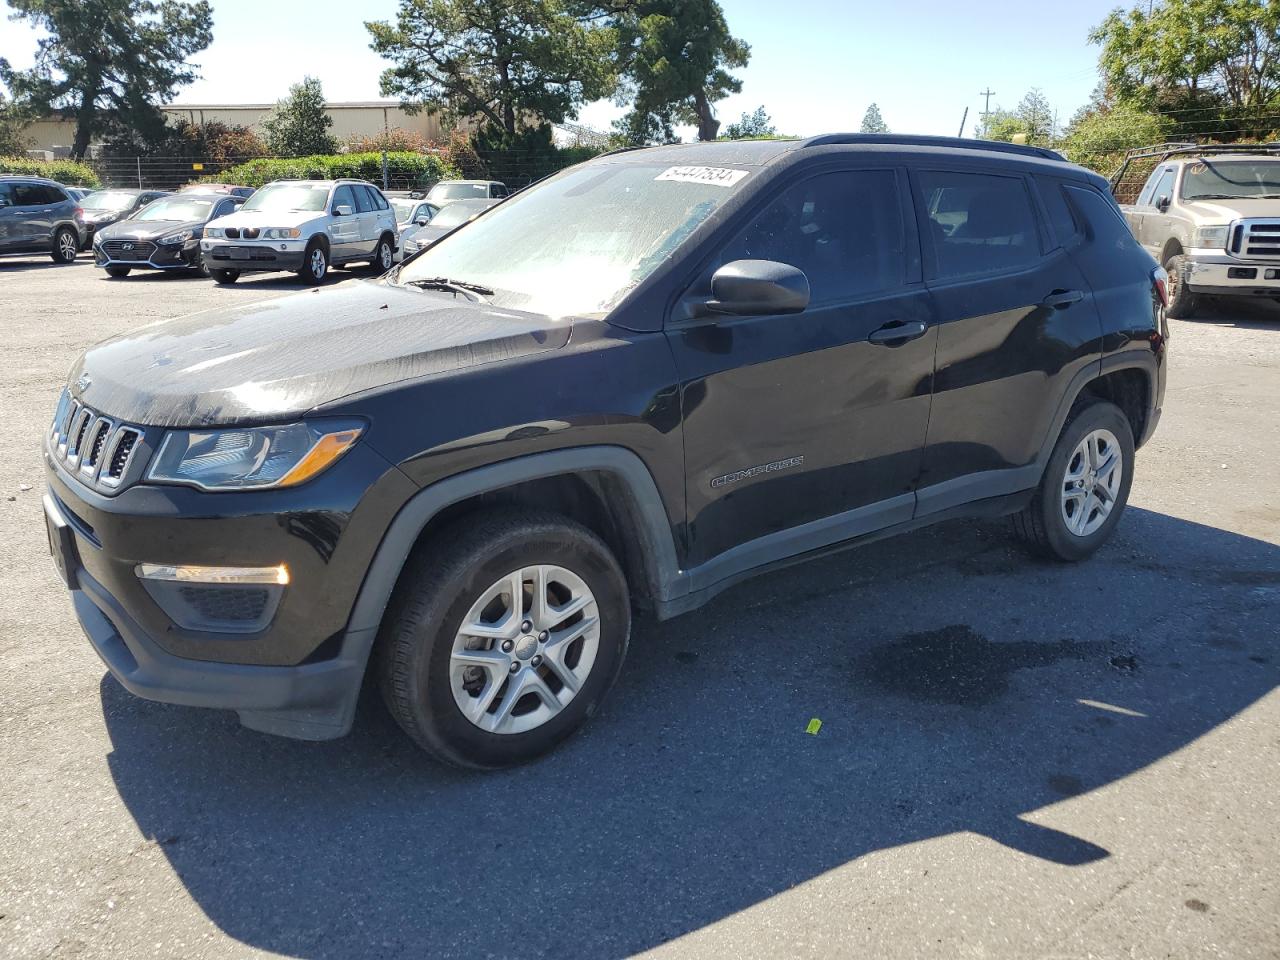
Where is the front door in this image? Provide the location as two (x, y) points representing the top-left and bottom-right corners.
(1137, 165), (1176, 256)
(668, 166), (937, 572)
(910, 166), (1104, 514)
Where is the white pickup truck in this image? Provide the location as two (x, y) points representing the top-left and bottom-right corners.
(1112, 144), (1280, 317)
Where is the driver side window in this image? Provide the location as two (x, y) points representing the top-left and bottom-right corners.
(1146, 169), (1175, 208)
(714, 169), (906, 304)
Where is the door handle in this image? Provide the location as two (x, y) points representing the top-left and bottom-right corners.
(868, 320), (929, 344)
(1042, 289), (1085, 309)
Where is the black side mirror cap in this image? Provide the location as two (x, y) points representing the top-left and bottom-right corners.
(1156, 195), (1171, 212)
(700, 259), (810, 317)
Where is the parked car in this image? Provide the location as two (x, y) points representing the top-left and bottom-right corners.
(399, 197), (497, 257)
(388, 195), (441, 262)
(201, 178), (398, 284)
(177, 183), (255, 198)
(43, 135), (1167, 768)
(93, 193), (246, 278)
(76, 188), (170, 249)
(1112, 143), (1280, 317)
(64, 186), (92, 202)
(0, 175), (82, 263)
(425, 179), (509, 205)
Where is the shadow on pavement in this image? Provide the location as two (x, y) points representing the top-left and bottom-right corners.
(99, 506), (1279, 958)
(1191, 295), (1280, 329)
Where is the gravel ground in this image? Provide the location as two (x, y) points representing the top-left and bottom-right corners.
(0, 253), (1277, 960)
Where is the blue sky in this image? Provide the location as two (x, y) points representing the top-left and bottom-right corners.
(1, 0), (1120, 137)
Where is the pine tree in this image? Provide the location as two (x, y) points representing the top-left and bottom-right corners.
(860, 103), (889, 134)
(261, 77), (338, 157)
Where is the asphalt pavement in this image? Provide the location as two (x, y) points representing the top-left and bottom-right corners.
(0, 253), (1277, 959)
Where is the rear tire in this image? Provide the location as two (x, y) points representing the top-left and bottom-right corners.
(210, 268), (240, 284)
(376, 509), (631, 769)
(104, 266), (131, 278)
(297, 241), (328, 284)
(1013, 400), (1134, 562)
(1164, 253), (1200, 319)
(51, 227), (79, 264)
(368, 235), (394, 273)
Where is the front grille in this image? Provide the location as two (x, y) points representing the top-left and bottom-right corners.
(1229, 219), (1280, 260)
(178, 585), (271, 623)
(101, 239), (157, 261)
(224, 227), (240, 239)
(47, 390), (146, 492)
(242, 227), (260, 239)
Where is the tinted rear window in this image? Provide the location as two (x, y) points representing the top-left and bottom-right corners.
(919, 170), (1040, 279)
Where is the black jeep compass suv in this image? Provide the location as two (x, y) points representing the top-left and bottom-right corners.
(43, 135), (1168, 768)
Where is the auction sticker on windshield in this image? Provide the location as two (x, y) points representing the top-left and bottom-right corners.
(655, 166), (749, 187)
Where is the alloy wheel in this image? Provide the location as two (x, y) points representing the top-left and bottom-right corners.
(58, 231), (78, 261)
(311, 248), (327, 279)
(379, 242), (392, 270)
(449, 564), (600, 735)
(1060, 428), (1123, 537)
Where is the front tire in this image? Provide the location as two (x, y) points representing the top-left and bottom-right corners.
(51, 227), (79, 264)
(104, 266), (131, 278)
(1164, 253), (1200, 319)
(377, 510), (631, 769)
(210, 268), (239, 284)
(297, 241), (328, 284)
(1013, 400), (1135, 561)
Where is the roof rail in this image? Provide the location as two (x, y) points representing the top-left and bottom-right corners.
(1108, 141), (1280, 190)
(803, 133), (1065, 162)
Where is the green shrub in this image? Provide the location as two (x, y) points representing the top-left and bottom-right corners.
(207, 151), (460, 189)
(0, 156), (101, 187)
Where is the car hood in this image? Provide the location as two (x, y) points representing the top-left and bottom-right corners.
(69, 280), (573, 428)
(208, 208), (326, 230)
(410, 224), (455, 247)
(1181, 197), (1280, 221)
(97, 218), (205, 241)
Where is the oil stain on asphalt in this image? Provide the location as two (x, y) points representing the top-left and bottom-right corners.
(857, 624), (1106, 706)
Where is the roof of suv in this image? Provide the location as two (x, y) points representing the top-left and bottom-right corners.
(0, 174), (65, 185)
(268, 178), (381, 188)
(602, 134), (1067, 167)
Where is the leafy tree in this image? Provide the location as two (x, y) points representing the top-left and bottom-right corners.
(104, 118), (267, 162)
(1062, 101), (1171, 175)
(366, 0), (618, 142)
(610, 0), (750, 143)
(859, 103), (889, 133)
(0, 92), (32, 156)
(976, 108), (1024, 142)
(261, 77), (338, 156)
(1, 0), (213, 159)
(1091, 0), (1280, 138)
(977, 89), (1055, 145)
(723, 106), (775, 139)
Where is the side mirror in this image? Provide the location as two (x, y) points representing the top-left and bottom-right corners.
(334, 204), (353, 217)
(414, 216), (430, 226)
(1156, 194), (1171, 212)
(701, 259), (810, 317)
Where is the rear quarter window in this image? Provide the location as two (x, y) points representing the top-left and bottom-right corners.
(1037, 177), (1082, 249)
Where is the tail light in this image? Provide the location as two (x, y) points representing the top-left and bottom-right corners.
(74, 206), (84, 221)
(1151, 265), (1169, 308)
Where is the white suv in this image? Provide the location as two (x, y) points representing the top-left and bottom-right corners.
(201, 179), (398, 284)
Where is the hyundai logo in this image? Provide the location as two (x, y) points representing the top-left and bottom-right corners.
(121, 242), (134, 251)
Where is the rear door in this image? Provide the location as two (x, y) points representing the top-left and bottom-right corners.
(668, 164), (937, 570)
(911, 166), (1103, 515)
(351, 185), (380, 255)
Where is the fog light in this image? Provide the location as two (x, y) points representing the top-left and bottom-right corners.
(135, 563), (289, 585)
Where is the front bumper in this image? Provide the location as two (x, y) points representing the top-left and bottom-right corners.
(1184, 250), (1280, 295)
(43, 438), (417, 740)
(94, 239), (201, 271)
(202, 240), (307, 272)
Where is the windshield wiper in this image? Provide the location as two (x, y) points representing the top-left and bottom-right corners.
(1185, 194), (1240, 200)
(403, 277), (494, 302)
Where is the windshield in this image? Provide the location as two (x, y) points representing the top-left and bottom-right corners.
(390, 199), (419, 222)
(428, 182), (491, 202)
(240, 183), (330, 213)
(133, 197), (214, 222)
(1182, 160), (1280, 200)
(82, 190), (138, 211)
(430, 201), (489, 229)
(398, 163), (747, 318)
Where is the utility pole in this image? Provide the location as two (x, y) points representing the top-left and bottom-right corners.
(958, 106), (969, 138)
(978, 88), (996, 136)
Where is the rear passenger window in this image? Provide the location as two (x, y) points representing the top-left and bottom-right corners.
(11, 183), (43, 206)
(369, 187), (389, 210)
(352, 186), (375, 213)
(1037, 178), (1080, 249)
(918, 170), (1040, 280)
(716, 169), (906, 303)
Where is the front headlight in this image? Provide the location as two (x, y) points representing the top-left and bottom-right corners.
(147, 420), (364, 491)
(158, 229), (193, 245)
(205, 227), (223, 239)
(264, 228), (301, 240)
(1194, 225), (1230, 248)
